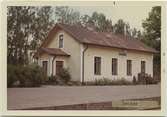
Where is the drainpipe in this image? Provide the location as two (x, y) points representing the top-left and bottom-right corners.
(52, 56), (56, 76)
(82, 44), (88, 85)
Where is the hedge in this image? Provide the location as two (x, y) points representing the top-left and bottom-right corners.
(7, 64), (47, 87)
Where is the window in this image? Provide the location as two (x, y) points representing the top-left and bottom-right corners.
(127, 60), (132, 76)
(94, 57), (101, 75)
(59, 34), (63, 48)
(42, 61), (48, 75)
(141, 61), (146, 73)
(112, 58), (118, 75)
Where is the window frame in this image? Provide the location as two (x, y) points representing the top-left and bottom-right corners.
(112, 58), (118, 75)
(127, 60), (132, 76)
(58, 34), (64, 48)
(141, 61), (146, 73)
(94, 56), (101, 75)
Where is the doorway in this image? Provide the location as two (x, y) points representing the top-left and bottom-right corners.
(56, 61), (64, 75)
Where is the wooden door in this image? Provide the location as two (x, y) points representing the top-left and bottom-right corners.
(56, 61), (64, 75)
(42, 61), (48, 75)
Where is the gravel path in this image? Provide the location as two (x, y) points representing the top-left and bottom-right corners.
(7, 84), (160, 110)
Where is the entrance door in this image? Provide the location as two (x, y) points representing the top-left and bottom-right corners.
(42, 61), (48, 75)
(56, 61), (64, 75)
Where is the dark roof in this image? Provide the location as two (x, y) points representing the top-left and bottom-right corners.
(41, 23), (157, 53)
(37, 48), (70, 57)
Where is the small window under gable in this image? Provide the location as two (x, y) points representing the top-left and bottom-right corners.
(59, 34), (64, 48)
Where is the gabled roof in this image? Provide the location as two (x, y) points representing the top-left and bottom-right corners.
(41, 23), (158, 53)
(37, 48), (70, 57)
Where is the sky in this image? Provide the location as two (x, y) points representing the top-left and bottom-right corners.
(71, 6), (153, 31)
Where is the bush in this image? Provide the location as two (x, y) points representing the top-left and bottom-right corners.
(47, 75), (58, 83)
(7, 64), (47, 87)
(110, 78), (132, 85)
(94, 78), (112, 85)
(7, 64), (19, 87)
(57, 68), (71, 83)
(137, 72), (158, 84)
(133, 76), (137, 85)
(93, 78), (132, 86)
(45, 68), (71, 85)
(67, 81), (82, 86)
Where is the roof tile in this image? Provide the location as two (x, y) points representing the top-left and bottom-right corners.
(42, 23), (158, 53)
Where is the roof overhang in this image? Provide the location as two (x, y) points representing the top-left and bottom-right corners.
(34, 47), (70, 58)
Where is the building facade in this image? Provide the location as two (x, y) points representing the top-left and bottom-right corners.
(35, 23), (157, 82)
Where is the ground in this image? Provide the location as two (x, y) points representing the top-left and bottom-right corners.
(7, 84), (160, 110)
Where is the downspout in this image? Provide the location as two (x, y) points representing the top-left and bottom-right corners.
(82, 44), (88, 85)
(52, 56), (56, 76)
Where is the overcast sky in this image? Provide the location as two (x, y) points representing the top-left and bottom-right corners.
(72, 6), (153, 31)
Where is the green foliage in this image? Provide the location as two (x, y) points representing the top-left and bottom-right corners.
(142, 6), (161, 49)
(55, 6), (81, 25)
(94, 78), (132, 86)
(111, 78), (133, 85)
(137, 72), (158, 84)
(113, 19), (125, 35)
(113, 19), (141, 38)
(7, 64), (47, 87)
(80, 12), (113, 32)
(142, 6), (161, 79)
(47, 75), (58, 83)
(57, 68), (71, 83)
(7, 6), (54, 65)
(94, 78), (112, 85)
(133, 76), (137, 85)
(45, 68), (71, 85)
(142, 6), (161, 51)
(7, 64), (19, 87)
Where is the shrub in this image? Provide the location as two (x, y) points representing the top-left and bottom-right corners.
(68, 81), (82, 86)
(145, 75), (158, 84)
(111, 78), (132, 85)
(47, 75), (57, 83)
(133, 76), (137, 85)
(7, 64), (19, 87)
(95, 78), (112, 85)
(57, 68), (71, 83)
(7, 64), (47, 87)
(137, 72), (158, 84)
(94, 78), (132, 86)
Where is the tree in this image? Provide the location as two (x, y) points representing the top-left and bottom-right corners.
(80, 12), (113, 32)
(7, 6), (36, 65)
(124, 23), (131, 36)
(113, 19), (126, 35)
(7, 6), (54, 65)
(113, 19), (142, 39)
(31, 6), (54, 50)
(142, 6), (161, 79)
(54, 6), (81, 25)
(131, 28), (138, 38)
(136, 30), (142, 39)
(142, 6), (161, 51)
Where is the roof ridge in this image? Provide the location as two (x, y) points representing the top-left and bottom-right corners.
(40, 23), (157, 53)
